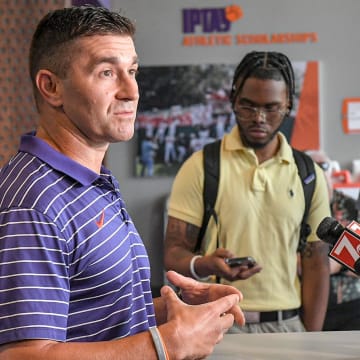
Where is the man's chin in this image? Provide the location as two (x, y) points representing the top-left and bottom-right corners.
(113, 127), (135, 143)
(241, 136), (268, 149)
(248, 140), (268, 149)
(241, 132), (277, 149)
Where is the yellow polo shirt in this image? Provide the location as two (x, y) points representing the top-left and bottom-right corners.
(168, 125), (330, 311)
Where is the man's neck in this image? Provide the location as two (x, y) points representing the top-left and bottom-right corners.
(36, 121), (107, 174)
(254, 134), (281, 164)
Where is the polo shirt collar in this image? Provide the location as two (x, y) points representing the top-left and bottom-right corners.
(19, 132), (108, 186)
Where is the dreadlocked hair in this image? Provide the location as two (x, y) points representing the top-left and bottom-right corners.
(230, 51), (295, 111)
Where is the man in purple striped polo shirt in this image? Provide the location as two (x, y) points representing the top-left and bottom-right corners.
(0, 5), (245, 360)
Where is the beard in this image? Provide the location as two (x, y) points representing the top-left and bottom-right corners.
(237, 120), (283, 149)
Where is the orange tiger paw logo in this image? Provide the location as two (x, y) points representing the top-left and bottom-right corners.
(225, 4), (243, 22)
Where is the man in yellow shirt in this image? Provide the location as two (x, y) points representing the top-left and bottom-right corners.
(164, 51), (330, 333)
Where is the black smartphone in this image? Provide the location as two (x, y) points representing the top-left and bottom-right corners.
(225, 256), (256, 268)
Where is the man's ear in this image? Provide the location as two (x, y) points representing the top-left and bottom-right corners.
(35, 70), (63, 107)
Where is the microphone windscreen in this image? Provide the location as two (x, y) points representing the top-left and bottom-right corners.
(316, 217), (337, 239)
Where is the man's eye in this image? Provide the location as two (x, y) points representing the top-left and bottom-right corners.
(103, 70), (113, 77)
(265, 105), (281, 112)
(130, 69), (139, 77)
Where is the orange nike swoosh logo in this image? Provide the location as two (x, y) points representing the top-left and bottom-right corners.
(96, 210), (105, 228)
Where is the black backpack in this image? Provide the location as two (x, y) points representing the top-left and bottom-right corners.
(195, 139), (316, 253)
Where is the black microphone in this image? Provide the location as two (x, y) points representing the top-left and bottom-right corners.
(316, 216), (360, 275)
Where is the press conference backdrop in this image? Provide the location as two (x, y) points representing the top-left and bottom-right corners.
(0, 0), (64, 166)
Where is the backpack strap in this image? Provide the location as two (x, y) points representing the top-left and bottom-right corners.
(195, 140), (221, 252)
(292, 148), (316, 253)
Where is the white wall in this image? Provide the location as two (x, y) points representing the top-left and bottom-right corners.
(107, 0), (360, 287)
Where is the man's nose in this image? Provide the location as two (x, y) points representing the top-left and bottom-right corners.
(255, 108), (267, 121)
(115, 75), (139, 101)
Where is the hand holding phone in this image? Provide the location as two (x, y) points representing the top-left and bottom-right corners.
(225, 256), (256, 268)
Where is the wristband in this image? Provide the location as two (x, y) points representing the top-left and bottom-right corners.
(157, 327), (170, 360)
(149, 326), (168, 360)
(189, 255), (211, 281)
